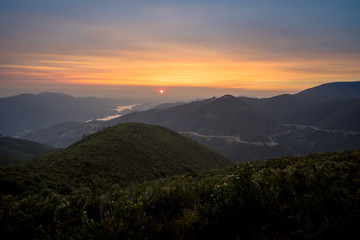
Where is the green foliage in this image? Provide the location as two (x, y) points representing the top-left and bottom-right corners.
(1, 149), (359, 239)
(24, 123), (232, 192)
(0, 136), (54, 163)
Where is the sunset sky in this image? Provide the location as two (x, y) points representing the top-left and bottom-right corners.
(1, 0), (359, 99)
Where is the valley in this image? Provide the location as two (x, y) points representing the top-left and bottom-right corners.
(89, 104), (139, 122)
(7, 81), (357, 163)
(180, 131), (283, 146)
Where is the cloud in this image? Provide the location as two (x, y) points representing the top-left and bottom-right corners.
(0, 0), (359, 96)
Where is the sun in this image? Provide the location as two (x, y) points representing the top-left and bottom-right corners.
(159, 89), (165, 94)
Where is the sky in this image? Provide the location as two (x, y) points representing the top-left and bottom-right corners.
(1, 0), (360, 100)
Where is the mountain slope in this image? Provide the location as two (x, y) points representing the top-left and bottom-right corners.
(0, 135), (54, 163)
(282, 99), (360, 131)
(23, 121), (101, 148)
(294, 81), (360, 104)
(109, 95), (286, 141)
(29, 122), (233, 189)
(0, 92), (120, 136)
(240, 94), (308, 119)
(240, 81), (360, 121)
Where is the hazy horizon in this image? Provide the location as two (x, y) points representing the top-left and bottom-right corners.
(0, 84), (301, 100)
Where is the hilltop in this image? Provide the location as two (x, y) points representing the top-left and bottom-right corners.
(23, 122), (232, 191)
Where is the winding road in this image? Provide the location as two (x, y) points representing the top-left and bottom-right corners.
(180, 124), (360, 147)
(179, 131), (289, 147)
(284, 124), (360, 136)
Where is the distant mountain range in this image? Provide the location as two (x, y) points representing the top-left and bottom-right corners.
(6, 81), (360, 163)
(241, 81), (360, 130)
(22, 121), (101, 148)
(0, 92), (123, 136)
(108, 95), (286, 142)
(295, 81), (360, 104)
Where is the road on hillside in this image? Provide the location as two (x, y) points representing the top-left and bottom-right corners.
(180, 131), (288, 147)
(284, 124), (360, 135)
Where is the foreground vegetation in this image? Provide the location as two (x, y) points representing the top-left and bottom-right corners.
(1, 150), (359, 239)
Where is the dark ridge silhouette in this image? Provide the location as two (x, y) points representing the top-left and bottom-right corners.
(295, 81), (360, 104)
(0, 92), (120, 136)
(109, 95), (286, 142)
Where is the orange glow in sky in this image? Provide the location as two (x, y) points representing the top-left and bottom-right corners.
(1, 51), (358, 94)
(1, 1), (359, 98)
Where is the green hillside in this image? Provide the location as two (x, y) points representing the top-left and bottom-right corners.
(0, 135), (54, 164)
(1, 150), (359, 239)
(25, 122), (233, 191)
(0, 155), (21, 166)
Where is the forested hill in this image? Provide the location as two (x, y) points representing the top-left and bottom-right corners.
(18, 122), (233, 191)
(0, 135), (54, 163)
(1, 149), (359, 239)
